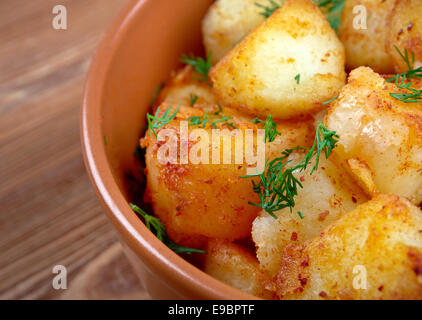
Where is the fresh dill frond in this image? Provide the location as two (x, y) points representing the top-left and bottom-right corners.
(130, 204), (206, 255)
(181, 53), (212, 82)
(322, 94), (339, 105)
(251, 117), (263, 124)
(147, 104), (180, 138)
(264, 115), (281, 143)
(387, 46), (422, 103)
(187, 109), (237, 129)
(313, 0), (346, 32)
(189, 94), (198, 106)
(255, 0), (283, 18)
(295, 73), (300, 84)
(241, 123), (339, 219)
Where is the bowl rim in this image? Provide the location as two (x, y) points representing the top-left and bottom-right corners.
(81, 0), (259, 300)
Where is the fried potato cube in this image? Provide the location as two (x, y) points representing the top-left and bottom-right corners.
(155, 66), (218, 108)
(387, 0), (422, 73)
(202, 0), (266, 65)
(275, 194), (422, 300)
(252, 154), (368, 276)
(204, 239), (275, 299)
(210, 0), (346, 120)
(143, 104), (313, 246)
(325, 67), (422, 205)
(339, 0), (395, 73)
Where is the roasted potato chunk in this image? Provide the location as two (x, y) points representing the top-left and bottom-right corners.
(275, 194), (422, 300)
(210, 0), (346, 120)
(339, 0), (395, 73)
(252, 153), (368, 276)
(142, 104), (313, 246)
(202, 0), (266, 65)
(325, 67), (422, 205)
(204, 239), (275, 299)
(387, 0), (422, 73)
(155, 66), (217, 108)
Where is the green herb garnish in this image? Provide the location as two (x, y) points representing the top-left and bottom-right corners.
(242, 123), (338, 219)
(295, 73), (300, 84)
(181, 53), (212, 83)
(255, 0), (283, 18)
(322, 94), (339, 105)
(147, 104), (180, 138)
(313, 0), (346, 32)
(189, 94), (198, 106)
(187, 110), (237, 129)
(130, 204), (206, 254)
(387, 46), (422, 103)
(264, 115), (281, 143)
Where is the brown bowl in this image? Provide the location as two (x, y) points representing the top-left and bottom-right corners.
(81, 0), (257, 299)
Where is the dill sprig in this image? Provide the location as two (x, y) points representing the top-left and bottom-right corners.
(255, 0), (283, 18)
(189, 94), (198, 106)
(252, 115), (281, 142)
(322, 94), (339, 105)
(181, 53), (212, 83)
(187, 109), (237, 129)
(387, 46), (422, 103)
(313, 0), (346, 32)
(242, 123), (338, 219)
(147, 104), (180, 138)
(130, 204), (206, 254)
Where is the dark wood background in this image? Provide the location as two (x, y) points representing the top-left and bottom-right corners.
(0, 0), (150, 299)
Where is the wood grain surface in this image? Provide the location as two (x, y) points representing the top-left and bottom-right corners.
(0, 0), (149, 299)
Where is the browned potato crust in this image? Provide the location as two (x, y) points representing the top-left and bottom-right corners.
(326, 67), (422, 205)
(387, 0), (422, 72)
(339, 0), (395, 73)
(275, 194), (422, 300)
(142, 104), (314, 247)
(252, 153), (368, 276)
(210, 0), (346, 120)
(204, 239), (275, 299)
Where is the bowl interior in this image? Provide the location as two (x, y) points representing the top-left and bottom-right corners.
(82, 0), (258, 299)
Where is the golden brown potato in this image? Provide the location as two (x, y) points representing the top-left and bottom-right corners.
(202, 0), (266, 65)
(339, 0), (395, 73)
(275, 194), (422, 300)
(142, 104), (314, 246)
(387, 0), (422, 73)
(210, 0), (346, 120)
(325, 67), (422, 205)
(252, 153), (368, 276)
(204, 239), (275, 299)
(155, 66), (217, 108)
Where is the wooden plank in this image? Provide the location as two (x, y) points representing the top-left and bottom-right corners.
(0, 0), (148, 299)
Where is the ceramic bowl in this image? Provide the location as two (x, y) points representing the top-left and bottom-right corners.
(81, 0), (257, 299)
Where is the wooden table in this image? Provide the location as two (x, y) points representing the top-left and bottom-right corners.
(0, 0), (149, 299)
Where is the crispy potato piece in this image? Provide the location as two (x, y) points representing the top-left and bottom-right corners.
(275, 194), (422, 300)
(142, 104), (313, 246)
(210, 0), (346, 120)
(252, 153), (368, 276)
(156, 66), (217, 108)
(325, 67), (422, 205)
(339, 0), (395, 73)
(387, 0), (422, 73)
(204, 239), (275, 299)
(202, 0), (266, 65)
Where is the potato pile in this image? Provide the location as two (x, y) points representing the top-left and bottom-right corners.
(140, 0), (422, 299)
